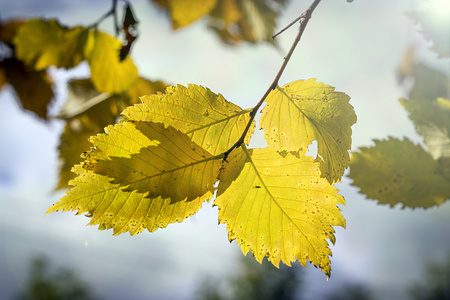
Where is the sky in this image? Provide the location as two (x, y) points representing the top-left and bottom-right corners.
(0, 0), (449, 299)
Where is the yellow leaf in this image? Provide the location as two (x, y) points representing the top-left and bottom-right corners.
(209, 0), (241, 25)
(240, 0), (276, 42)
(48, 121), (220, 234)
(13, 19), (91, 70)
(215, 146), (345, 277)
(349, 137), (449, 208)
(47, 164), (210, 235)
(207, 0), (287, 44)
(122, 84), (253, 155)
(168, 0), (217, 28)
(260, 79), (356, 183)
(86, 121), (222, 202)
(88, 29), (138, 94)
(56, 77), (167, 190)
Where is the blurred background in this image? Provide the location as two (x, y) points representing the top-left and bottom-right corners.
(0, 0), (449, 299)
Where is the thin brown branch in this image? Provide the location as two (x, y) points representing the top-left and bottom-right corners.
(272, 15), (303, 40)
(223, 0), (322, 158)
(90, 0), (119, 35)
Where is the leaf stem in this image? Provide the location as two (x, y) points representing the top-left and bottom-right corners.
(223, 0), (321, 159)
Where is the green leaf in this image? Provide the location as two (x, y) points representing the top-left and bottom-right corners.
(398, 64), (449, 159)
(400, 97), (450, 159)
(122, 84), (254, 155)
(13, 19), (91, 69)
(86, 121), (222, 202)
(88, 29), (138, 94)
(215, 146), (345, 277)
(260, 79), (356, 183)
(348, 137), (449, 208)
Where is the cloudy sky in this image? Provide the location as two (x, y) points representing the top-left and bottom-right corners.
(0, 0), (449, 299)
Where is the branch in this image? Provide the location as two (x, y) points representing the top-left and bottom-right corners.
(90, 0), (120, 35)
(223, 0), (322, 158)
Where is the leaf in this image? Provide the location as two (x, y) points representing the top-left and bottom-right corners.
(260, 79), (356, 184)
(120, 2), (139, 61)
(56, 77), (167, 190)
(0, 57), (53, 119)
(400, 97), (450, 159)
(13, 19), (91, 69)
(168, 0), (218, 28)
(122, 84), (254, 155)
(47, 164), (210, 235)
(215, 146), (345, 277)
(48, 121), (220, 234)
(209, 0), (241, 25)
(348, 137), (449, 209)
(208, 0), (287, 44)
(406, 64), (448, 103)
(85, 121), (222, 202)
(398, 64), (449, 159)
(0, 19), (24, 47)
(12, 18), (138, 93)
(88, 29), (138, 94)
(239, 0), (277, 42)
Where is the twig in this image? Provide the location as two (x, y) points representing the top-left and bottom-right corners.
(223, 0), (321, 158)
(90, 0), (120, 35)
(272, 15), (303, 40)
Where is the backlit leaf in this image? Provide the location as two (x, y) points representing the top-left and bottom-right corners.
(239, 0), (277, 42)
(209, 0), (241, 25)
(88, 29), (138, 94)
(398, 64), (449, 159)
(122, 84), (254, 155)
(56, 77), (167, 189)
(86, 121), (222, 202)
(349, 138), (449, 208)
(48, 121), (220, 234)
(13, 19), (91, 70)
(168, 0), (217, 28)
(47, 164), (210, 235)
(215, 146), (345, 277)
(208, 0), (287, 44)
(260, 79), (356, 183)
(400, 97), (450, 159)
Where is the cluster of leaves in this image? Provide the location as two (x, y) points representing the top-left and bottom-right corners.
(348, 8), (450, 209)
(3, 0), (359, 277)
(0, 0), (290, 186)
(47, 79), (356, 277)
(0, 5), (168, 186)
